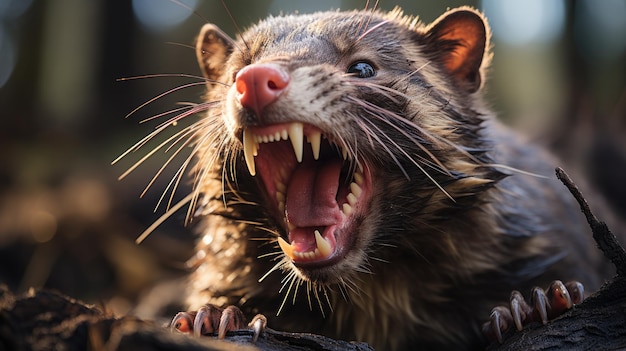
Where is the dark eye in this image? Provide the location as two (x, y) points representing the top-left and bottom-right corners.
(347, 62), (376, 78)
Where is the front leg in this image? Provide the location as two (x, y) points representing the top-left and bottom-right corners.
(171, 305), (267, 342)
(483, 280), (585, 343)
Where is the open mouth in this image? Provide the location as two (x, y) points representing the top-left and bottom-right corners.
(242, 122), (371, 268)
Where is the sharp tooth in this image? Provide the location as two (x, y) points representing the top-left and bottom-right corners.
(277, 237), (295, 259)
(315, 230), (332, 257)
(309, 131), (321, 160)
(243, 129), (257, 176)
(342, 203), (352, 216)
(350, 182), (362, 198)
(288, 122), (304, 163)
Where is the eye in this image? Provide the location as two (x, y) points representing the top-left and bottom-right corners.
(347, 61), (376, 78)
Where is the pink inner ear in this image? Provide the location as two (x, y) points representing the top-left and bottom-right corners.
(425, 9), (488, 91)
(440, 23), (483, 75)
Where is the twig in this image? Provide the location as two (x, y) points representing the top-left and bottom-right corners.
(555, 167), (626, 276)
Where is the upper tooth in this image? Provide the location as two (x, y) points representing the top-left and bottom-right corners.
(288, 122), (304, 163)
(354, 172), (364, 185)
(309, 131), (321, 160)
(243, 128), (257, 176)
(350, 182), (362, 197)
(347, 193), (357, 206)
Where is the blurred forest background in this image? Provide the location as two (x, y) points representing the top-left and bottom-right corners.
(0, 0), (624, 321)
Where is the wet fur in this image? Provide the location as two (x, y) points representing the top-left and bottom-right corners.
(147, 6), (612, 350)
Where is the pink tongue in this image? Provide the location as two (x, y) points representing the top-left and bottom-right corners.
(285, 159), (343, 227)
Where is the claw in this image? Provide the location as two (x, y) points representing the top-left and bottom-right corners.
(193, 305), (222, 336)
(483, 306), (512, 344)
(217, 305), (246, 339)
(171, 305), (268, 343)
(510, 290), (532, 331)
(530, 286), (549, 325)
(565, 281), (585, 305)
(171, 311), (195, 333)
(249, 314), (268, 343)
(483, 280), (585, 344)
(547, 280), (572, 318)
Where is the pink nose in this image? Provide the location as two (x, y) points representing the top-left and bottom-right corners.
(235, 63), (290, 119)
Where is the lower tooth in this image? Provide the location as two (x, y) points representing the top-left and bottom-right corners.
(277, 237), (295, 259)
(315, 230), (332, 257)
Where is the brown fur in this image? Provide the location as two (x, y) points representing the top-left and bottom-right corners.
(171, 6), (615, 350)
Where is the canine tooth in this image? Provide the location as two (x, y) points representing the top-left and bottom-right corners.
(354, 172), (364, 185)
(288, 122), (304, 163)
(243, 129), (257, 176)
(309, 131), (321, 160)
(350, 182), (362, 198)
(347, 193), (357, 206)
(315, 230), (332, 257)
(277, 237), (295, 259)
(342, 203), (353, 216)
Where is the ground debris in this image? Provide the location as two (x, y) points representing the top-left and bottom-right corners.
(0, 285), (372, 351)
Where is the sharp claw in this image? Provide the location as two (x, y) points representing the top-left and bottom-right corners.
(488, 306), (512, 344)
(171, 312), (195, 333)
(531, 287), (549, 325)
(510, 291), (524, 331)
(491, 309), (504, 344)
(565, 281), (585, 305)
(218, 305), (246, 339)
(193, 306), (210, 337)
(249, 314), (267, 343)
(217, 313), (228, 340)
(547, 280), (572, 317)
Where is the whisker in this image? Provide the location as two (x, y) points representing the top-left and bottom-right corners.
(124, 81), (208, 120)
(219, 0), (249, 52)
(167, 0), (210, 24)
(361, 116), (454, 201)
(135, 193), (194, 244)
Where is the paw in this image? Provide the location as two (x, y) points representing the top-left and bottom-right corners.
(170, 304), (267, 343)
(482, 280), (584, 343)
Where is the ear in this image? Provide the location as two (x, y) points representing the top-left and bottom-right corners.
(196, 24), (235, 84)
(422, 7), (489, 93)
